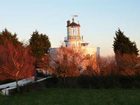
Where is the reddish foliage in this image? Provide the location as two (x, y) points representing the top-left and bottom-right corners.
(0, 40), (35, 81)
(53, 47), (82, 77)
(35, 54), (50, 72)
(52, 47), (97, 77)
(115, 54), (137, 76)
(97, 56), (116, 76)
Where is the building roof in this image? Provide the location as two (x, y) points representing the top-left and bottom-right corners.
(67, 18), (80, 27)
(67, 22), (80, 27)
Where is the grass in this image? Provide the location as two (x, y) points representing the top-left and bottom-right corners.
(0, 88), (140, 105)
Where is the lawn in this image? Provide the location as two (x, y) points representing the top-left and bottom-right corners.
(0, 88), (140, 105)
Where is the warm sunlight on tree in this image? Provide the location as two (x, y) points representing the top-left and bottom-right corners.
(113, 29), (139, 76)
(0, 29), (35, 81)
(50, 46), (97, 78)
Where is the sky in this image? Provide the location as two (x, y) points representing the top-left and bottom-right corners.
(0, 0), (140, 56)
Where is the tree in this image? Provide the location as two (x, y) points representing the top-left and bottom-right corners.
(113, 29), (139, 56)
(0, 29), (35, 81)
(29, 31), (51, 58)
(97, 56), (116, 76)
(50, 46), (97, 77)
(54, 47), (82, 78)
(113, 29), (139, 75)
(0, 29), (23, 47)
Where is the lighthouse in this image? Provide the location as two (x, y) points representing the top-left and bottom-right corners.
(49, 17), (100, 74)
(64, 17), (84, 47)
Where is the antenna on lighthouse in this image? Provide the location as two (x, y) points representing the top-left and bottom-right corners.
(72, 15), (78, 22)
(73, 15), (78, 18)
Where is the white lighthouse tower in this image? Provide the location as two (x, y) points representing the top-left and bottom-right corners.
(64, 17), (98, 56)
(64, 17), (85, 47)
